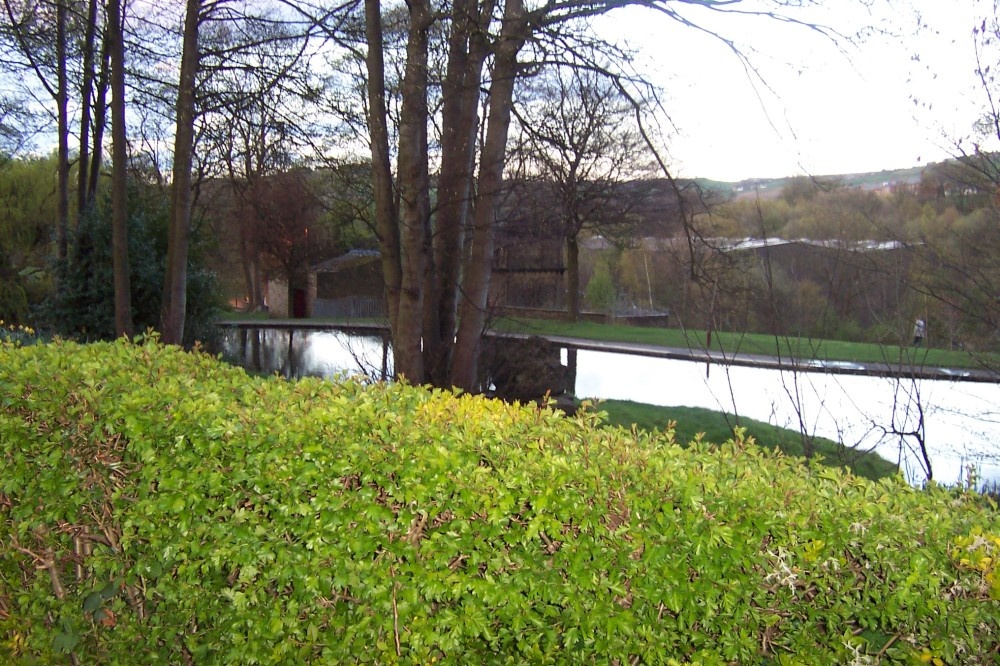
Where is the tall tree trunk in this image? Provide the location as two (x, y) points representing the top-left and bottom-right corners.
(239, 208), (262, 310)
(388, 0), (432, 383)
(161, 0), (200, 345)
(451, 0), (527, 390)
(566, 233), (580, 321)
(423, 0), (493, 386)
(77, 0), (99, 215)
(87, 31), (110, 204)
(364, 0), (403, 358)
(252, 262), (262, 310)
(286, 274), (297, 319)
(55, 0), (69, 266)
(109, 0), (132, 337)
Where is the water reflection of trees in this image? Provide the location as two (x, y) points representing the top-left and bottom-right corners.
(225, 329), (392, 382)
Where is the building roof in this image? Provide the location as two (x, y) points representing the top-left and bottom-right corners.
(711, 238), (909, 252)
(311, 248), (381, 273)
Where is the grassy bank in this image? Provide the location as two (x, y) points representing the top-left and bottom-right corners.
(493, 316), (997, 370)
(593, 399), (899, 482)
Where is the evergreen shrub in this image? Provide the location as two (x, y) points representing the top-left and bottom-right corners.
(1, 338), (998, 664)
(44, 182), (223, 347)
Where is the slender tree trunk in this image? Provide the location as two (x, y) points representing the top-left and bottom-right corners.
(239, 209), (262, 309)
(451, 0), (527, 390)
(388, 0), (432, 383)
(364, 0), (403, 356)
(77, 0), (99, 215)
(161, 0), (201, 345)
(566, 233), (580, 321)
(423, 0), (492, 385)
(55, 0), (69, 265)
(87, 33), (110, 204)
(109, 0), (132, 337)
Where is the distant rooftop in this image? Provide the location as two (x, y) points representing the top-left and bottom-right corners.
(714, 238), (908, 252)
(311, 248), (381, 272)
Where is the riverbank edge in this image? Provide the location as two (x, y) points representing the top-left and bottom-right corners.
(216, 319), (1000, 384)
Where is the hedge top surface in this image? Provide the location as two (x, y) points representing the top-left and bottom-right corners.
(1, 337), (998, 665)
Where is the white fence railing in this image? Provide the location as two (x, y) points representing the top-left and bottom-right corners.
(313, 296), (385, 320)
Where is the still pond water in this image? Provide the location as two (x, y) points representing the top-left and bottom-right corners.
(223, 328), (1000, 489)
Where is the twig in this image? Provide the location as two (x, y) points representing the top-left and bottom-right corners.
(123, 583), (146, 622)
(876, 633), (900, 657)
(406, 513), (427, 548)
(390, 565), (401, 657)
(45, 556), (66, 601)
(73, 533), (84, 583)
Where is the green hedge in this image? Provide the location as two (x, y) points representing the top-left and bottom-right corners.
(1, 337), (998, 664)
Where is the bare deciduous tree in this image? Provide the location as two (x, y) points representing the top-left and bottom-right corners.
(508, 66), (658, 320)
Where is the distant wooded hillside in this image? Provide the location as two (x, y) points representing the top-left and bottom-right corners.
(696, 165), (926, 200)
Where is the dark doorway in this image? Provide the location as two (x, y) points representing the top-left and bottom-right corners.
(293, 288), (307, 318)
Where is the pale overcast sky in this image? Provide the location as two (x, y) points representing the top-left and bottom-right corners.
(596, 1), (989, 182)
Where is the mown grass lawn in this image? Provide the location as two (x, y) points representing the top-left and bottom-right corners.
(493, 316), (998, 370)
(591, 399), (899, 482)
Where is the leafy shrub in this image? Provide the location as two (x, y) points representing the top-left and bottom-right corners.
(1, 338), (998, 664)
(584, 260), (617, 313)
(0, 156), (57, 326)
(44, 181), (223, 347)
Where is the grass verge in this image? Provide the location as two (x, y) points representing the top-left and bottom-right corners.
(593, 398), (899, 482)
(493, 316), (997, 370)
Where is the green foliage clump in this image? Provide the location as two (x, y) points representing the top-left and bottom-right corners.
(0, 156), (57, 325)
(45, 181), (223, 346)
(584, 260), (616, 312)
(1, 339), (998, 664)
